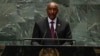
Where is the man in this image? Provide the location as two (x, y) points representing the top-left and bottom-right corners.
(31, 2), (72, 45)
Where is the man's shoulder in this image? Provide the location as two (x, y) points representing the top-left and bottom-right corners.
(58, 18), (69, 25)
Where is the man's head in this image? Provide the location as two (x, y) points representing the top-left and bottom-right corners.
(46, 2), (58, 20)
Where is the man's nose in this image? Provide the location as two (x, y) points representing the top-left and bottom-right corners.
(51, 10), (54, 13)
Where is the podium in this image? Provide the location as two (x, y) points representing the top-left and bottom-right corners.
(1, 38), (96, 56)
(1, 46), (96, 56)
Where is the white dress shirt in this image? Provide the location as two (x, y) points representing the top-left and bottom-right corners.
(48, 17), (57, 30)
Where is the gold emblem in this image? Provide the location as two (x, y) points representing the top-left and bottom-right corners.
(39, 48), (60, 56)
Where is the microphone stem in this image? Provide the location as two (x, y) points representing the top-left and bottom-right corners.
(55, 31), (59, 45)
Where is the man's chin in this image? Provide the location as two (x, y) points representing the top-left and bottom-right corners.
(49, 17), (56, 20)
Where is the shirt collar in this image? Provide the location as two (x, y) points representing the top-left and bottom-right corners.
(48, 17), (57, 23)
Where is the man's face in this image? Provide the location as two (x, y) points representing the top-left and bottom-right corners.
(46, 2), (58, 20)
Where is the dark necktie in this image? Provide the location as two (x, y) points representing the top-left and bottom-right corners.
(50, 21), (55, 38)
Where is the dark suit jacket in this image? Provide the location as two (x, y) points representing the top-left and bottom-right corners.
(31, 17), (72, 45)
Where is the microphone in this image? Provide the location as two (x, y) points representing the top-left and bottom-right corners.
(55, 30), (59, 45)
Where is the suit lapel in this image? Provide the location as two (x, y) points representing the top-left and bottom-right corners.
(45, 18), (52, 38)
(56, 18), (61, 33)
(45, 18), (50, 30)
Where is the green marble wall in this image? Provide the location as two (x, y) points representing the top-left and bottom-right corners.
(0, 0), (100, 46)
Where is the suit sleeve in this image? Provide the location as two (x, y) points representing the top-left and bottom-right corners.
(66, 23), (72, 39)
(63, 23), (73, 45)
(31, 22), (41, 45)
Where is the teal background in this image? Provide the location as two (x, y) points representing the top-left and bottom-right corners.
(0, 0), (100, 46)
